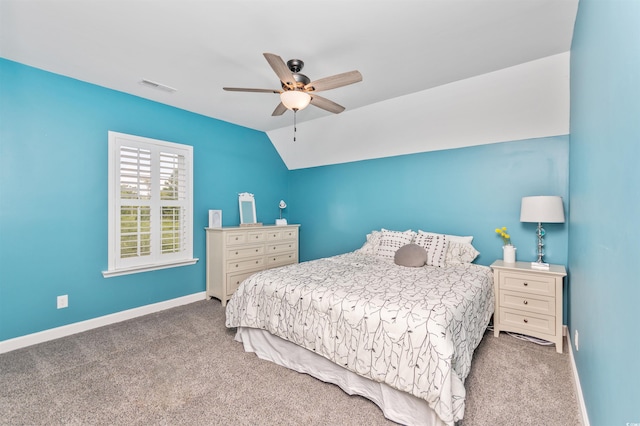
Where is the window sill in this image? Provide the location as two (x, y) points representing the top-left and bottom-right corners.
(102, 258), (199, 278)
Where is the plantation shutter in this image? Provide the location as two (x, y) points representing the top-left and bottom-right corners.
(106, 132), (194, 276)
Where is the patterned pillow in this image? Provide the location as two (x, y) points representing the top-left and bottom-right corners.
(417, 230), (478, 264)
(413, 233), (448, 267)
(376, 229), (416, 259)
(417, 230), (473, 244)
(446, 241), (480, 264)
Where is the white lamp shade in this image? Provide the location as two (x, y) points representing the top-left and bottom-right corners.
(280, 91), (311, 111)
(520, 196), (565, 223)
(279, 200), (287, 209)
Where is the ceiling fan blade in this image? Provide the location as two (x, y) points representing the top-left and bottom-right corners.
(223, 87), (281, 93)
(304, 70), (362, 92)
(263, 53), (296, 88)
(272, 102), (288, 116)
(309, 94), (345, 114)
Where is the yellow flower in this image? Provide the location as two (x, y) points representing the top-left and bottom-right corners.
(494, 226), (512, 246)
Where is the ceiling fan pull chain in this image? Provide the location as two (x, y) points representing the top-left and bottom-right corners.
(293, 109), (297, 142)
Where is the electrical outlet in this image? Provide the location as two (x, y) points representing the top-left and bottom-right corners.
(57, 295), (68, 309)
(574, 329), (579, 351)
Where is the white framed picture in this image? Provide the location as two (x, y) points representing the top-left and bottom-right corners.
(208, 210), (222, 228)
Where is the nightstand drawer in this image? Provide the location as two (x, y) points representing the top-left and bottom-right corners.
(499, 308), (555, 336)
(227, 257), (264, 272)
(227, 245), (264, 260)
(266, 252), (297, 266)
(226, 271), (257, 296)
(500, 290), (555, 316)
(501, 271), (556, 296)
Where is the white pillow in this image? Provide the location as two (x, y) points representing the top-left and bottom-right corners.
(357, 230), (382, 254)
(376, 229), (416, 259)
(413, 233), (448, 267)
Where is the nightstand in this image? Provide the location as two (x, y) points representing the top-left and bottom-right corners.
(490, 260), (567, 353)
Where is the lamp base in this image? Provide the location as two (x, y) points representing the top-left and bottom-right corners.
(531, 262), (550, 270)
(275, 218), (288, 226)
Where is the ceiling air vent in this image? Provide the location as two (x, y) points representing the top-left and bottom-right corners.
(139, 79), (177, 93)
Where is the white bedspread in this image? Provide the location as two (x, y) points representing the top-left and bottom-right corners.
(225, 252), (494, 425)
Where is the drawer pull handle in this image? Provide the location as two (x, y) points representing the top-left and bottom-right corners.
(255, 260), (259, 264)
(273, 258), (276, 261)
(255, 249), (259, 252)
(235, 264), (239, 268)
(523, 300), (528, 305)
(523, 319), (529, 324)
(235, 252), (239, 255)
(235, 237), (239, 240)
(523, 282), (529, 286)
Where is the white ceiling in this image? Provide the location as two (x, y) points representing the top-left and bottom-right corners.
(0, 0), (578, 167)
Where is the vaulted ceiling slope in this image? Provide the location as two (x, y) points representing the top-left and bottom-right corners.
(0, 0), (578, 169)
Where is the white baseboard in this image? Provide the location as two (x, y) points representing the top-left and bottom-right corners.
(0, 292), (207, 354)
(565, 325), (590, 426)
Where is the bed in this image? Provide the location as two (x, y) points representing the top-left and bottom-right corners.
(225, 229), (494, 426)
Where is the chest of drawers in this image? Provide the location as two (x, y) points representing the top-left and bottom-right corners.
(205, 225), (300, 305)
(490, 260), (566, 353)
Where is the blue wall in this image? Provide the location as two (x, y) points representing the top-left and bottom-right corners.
(569, 1), (640, 424)
(0, 59), (289, 341)
(289, 137), (569, 267)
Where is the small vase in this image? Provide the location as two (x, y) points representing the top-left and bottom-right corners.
(503, 245), (516, 263)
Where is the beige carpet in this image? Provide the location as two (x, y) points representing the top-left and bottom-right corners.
(0, 300), (582, 425)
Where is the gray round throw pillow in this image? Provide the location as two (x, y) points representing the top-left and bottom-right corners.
(394, 243), (428, 267)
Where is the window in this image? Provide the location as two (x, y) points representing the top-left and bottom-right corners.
(103, 131), (197, 277)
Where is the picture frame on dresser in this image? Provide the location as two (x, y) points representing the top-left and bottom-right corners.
(208, 210), (222, 228)
(238, 192), (257, 224)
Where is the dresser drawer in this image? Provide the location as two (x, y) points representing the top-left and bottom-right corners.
(266, 252), (297, 266)
(225, 231), (247, 245)
(500, 290), (555, 316)
(281, 228), (298, 240)
(226, 270), (257, 296)
(266, 241), (297, 254)
(499, 308), (556, 336)
(227, 257), (264, 272)
(227, 245), (264, 260)
(501, 271), (556, 296)
(246, 230), (265, 243)
(265, 230), (284, 241)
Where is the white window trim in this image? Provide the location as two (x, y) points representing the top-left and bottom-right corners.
(103, 131), (198, 278)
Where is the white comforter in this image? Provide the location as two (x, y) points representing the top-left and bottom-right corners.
(225, 252), (494, 425)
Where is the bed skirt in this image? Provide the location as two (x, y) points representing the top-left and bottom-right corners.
(235, 327), (447, 426)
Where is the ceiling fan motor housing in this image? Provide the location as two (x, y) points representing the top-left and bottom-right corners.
(281, 59), (310, 89)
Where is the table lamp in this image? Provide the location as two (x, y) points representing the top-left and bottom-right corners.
(520, 196), (565, 270)
(276, 200), (287, 225)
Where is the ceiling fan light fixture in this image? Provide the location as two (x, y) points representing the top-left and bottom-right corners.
(280, 90), (311, 111)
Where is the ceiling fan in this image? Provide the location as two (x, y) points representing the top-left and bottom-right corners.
(223, 53), (363, 116)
